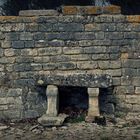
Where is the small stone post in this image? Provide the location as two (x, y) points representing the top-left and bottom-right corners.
(38, 85), (67, 126)
(86, 88), (100, 122)
(46, 85), (59, 117)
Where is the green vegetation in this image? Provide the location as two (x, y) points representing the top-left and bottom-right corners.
(65, 114), (86, 123)
(100, 136), (112, 140)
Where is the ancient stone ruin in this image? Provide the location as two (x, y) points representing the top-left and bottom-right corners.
(0, 5), (140, 126)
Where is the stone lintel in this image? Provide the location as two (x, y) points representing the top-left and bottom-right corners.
(36, 74), (112, 88)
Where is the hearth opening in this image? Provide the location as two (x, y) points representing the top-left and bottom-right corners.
(58, 86), (88, 122)
(99, 87), (115, 115)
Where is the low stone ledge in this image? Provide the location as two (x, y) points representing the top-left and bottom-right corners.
(36, 74), (112, 88)
(19, 10), (59, 16)
(62, 5), (121, 15)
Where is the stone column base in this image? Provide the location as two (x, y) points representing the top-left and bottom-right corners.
(38, 85), (68, 126)
(38, 114), (68, 126)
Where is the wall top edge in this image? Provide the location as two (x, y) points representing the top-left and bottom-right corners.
(0, 14), (140, 23)
(18, 5), (121, 16)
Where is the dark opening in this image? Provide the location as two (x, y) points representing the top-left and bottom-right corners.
(99, 87), (116, 115)
(59, 86), (88, 122)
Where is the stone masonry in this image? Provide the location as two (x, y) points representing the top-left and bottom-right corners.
(0, 6), (139, 123)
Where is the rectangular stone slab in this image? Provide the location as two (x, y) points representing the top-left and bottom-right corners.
(19, 10), (59, 16)
(36, 74), (112, 88)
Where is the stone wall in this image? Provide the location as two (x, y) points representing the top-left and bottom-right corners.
(0, 6), (139, 123)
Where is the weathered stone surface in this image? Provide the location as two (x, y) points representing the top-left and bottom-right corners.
(86, 88), (100, 122)
(24, 41), (34, 48)
(12, 41), (24, 49)
(53, 23), (84, 32)
(19, 10), (59, 16)
(20, 33), (33, 41)
(38, 114), (68, 126)
(135, 87), (140, 94)
(62, 6), (121, 15)
(6, 33), (19, 41)
(36, 74), (112, 88)
(4, 49), (15, 56)
(0, 13), (139, 122)
(46, 85), (58, 117)
(25, 23), (38, 32)
(62, 6), (78, 15)
(77, 61), (98, 69)
(38, 47), (62, 56)
(126, 95), (140, 104)
(38, 23), (52, 32)
(57, 62), (76, 70)
(1, 41), (11, 48)
(132, 77), (140, 86)
(85, 24), (100, 31)
(98, 61), (121, 69)
(7, 88), (22, 97)
(115, 86), (135, 94)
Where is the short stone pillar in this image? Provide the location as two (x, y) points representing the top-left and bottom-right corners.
(86, 88), (100, 122)
(38, 85), (67, 126)
(46, 85), (59, 117)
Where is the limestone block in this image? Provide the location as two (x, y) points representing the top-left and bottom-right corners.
(4, 49), (15, 57)
(46, 85), (59, 117)
(20, 32), (33, 41)
(38, 47), (62, 56)
(38, 114), (68, 126)
(19, 10), (59, 16)
(7, 88), (22, 97)
(126, 95), (140, 104)
(36, 74), (112, 88)
(1, 41), (11, 48)
(77, 61), (98, 70)
(132, 78), (140, 86)
(63, 47), (83, 55)
(135, 87), (140, 94)
(87, 88), (100, 117)
(57, 62), (76, 70)
(53, 23), (84, 32)
(12, 41), (24, 49)
(85, 24), (100, 32)
(6, 33), (19, 41)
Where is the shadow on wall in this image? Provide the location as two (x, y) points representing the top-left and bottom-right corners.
(99, 87), (116, 115)
(58, 86), (116, 117)
(1, 0), (140, 15)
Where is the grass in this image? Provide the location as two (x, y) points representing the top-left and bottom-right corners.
(65, 114), (86, 123)
(115, 112), (126, 118)
(100, 136), (112, 140)
(136, 126), (140, 130)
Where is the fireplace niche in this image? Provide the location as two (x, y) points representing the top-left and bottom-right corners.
(37, 74), (113, 126)
(58, 86), (89, 122)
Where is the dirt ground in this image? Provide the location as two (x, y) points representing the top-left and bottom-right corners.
(0, 121), (139, 140)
